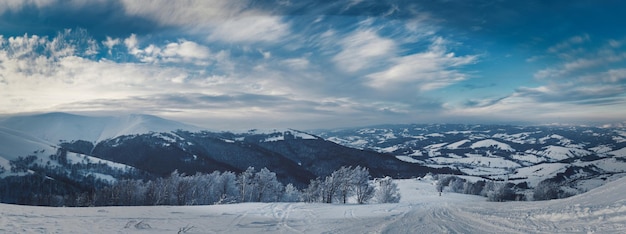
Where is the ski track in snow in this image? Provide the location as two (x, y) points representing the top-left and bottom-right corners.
(1, 177), (626, 233)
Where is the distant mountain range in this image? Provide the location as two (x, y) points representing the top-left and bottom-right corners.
(313, 124), (626, 192)
(1, 113), (625, 201)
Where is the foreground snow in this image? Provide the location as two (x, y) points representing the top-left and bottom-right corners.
(2, 177), (625, 233)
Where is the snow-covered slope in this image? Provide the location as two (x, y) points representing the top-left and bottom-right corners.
(1, 175), (625, 233)
(316, 124), (626, 194)
(0, 112), (201, 143)
(0, 126), (57, 160)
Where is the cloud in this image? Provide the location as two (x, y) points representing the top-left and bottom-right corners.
(130, 39), (215, 65)
(333, 29), (396, 73)
(0, 0), (55, 14)
(547, 34), (590, 54)
(118, 0), (291, 44)
(366, 37), (477, 91)
(118, 0), (249, 26)
(534, 38), (626, 79)
(206, 16), (290, 43)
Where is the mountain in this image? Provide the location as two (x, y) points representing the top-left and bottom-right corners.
(0, 112), (201, 144)
(0, 113), (453, 200)
(74, 129), (458, 186)
(315, 124), (626, 192)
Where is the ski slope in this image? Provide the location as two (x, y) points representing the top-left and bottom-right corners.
(1, 176), (625, 233)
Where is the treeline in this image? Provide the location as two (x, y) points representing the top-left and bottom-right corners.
(1, 165), (400, 207)
(90, 166), (400, 206)
(435, 175), (577, 202)
(0, 151), (149, 206)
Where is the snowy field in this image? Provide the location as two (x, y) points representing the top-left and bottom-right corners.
(2, 176), (626, 233)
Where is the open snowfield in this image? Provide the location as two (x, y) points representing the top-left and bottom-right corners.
(2, 177), (625, 234)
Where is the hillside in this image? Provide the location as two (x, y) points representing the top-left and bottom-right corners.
(0, 113), (453, 203)
(316, 124), (626, 192)
(1, 175), (624, 233)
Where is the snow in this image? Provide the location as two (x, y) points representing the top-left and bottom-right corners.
(590, 144), (614, 154)
(470, 139), (515, 151)
(425, 133), (444, 137)
(0, 126), (57, 161)
(510, 163), (569, 186)
(429, 155), (521, 168)
(261, 135), (284, 142)
(395, 156), (421, 163)
(445, 139), (469, 149)
(65, 152), (132, 171)
(492, 132), (537, 144)
(526, 145), (592, 161)
(380, 145), (399, 153)
(509, 153), (545, 164)
(258, 129), (318, 142)
(3, 175), (625, 233)
(608, 147), (626, 157)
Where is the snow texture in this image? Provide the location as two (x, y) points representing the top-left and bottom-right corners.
(1, 175), (626, 233)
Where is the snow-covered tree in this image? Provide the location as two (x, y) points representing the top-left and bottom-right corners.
(237, 167), (256, 202)
(352, 166), (374, 204)
(254, 167), (283, 202)
(333, 166), (353, 204)
(533, 180), (561, 201)
(486, 182), (516, 202)
(302, 178), (323, 203)
(374, 176), (400, 203)
(282, 183), (301, 202)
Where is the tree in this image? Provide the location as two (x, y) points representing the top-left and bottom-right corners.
(352, 166), (374, 204)
(302, 178), (323, 203)
(282, 183), (301, 202)
(237, 167), (256, 202)
(533, 180), (561, 201)
(374, 176), (400, 203)
(333, 166), (353, 204)
(254, 167), (283, 202)
(486, 182), (516, 202)
(215, 171), (239, 204)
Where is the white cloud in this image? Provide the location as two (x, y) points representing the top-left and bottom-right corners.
(121, 36), (215, 65)
(547, 34), (590, 54)
(119, 0), (248, 26)
(0, 0), (55, 14)
(207, 16), (290, 43)
(102, 36), (120, 55)
(333, 30), (395, 73)
(367, 37), (477, 91)
(119, 0), (290, 44)
(534, 38), (626, 79)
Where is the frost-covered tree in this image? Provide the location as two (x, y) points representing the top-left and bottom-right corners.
(533, 180), (561, 201)
(254, 167), (283, 202)
(302, 178), (323, 203)
(322, 172), (342, 203)
(374, 176), (400, 203)
(281, 183), (301, 202)
(237, 167), (256, 202)
(215, 171), (239, 204)
(486, 182), (516, 202)
(352, 166), (374, 204)
(333, 166), (353, 204)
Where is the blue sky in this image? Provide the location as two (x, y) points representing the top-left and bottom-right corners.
(1, 0), (625, 130)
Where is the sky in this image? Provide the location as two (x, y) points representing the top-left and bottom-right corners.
(1, 0), (625, 130)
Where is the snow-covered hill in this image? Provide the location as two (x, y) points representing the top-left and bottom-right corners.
(315, 124), (626, 193)
(1, 175), (625, 233)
